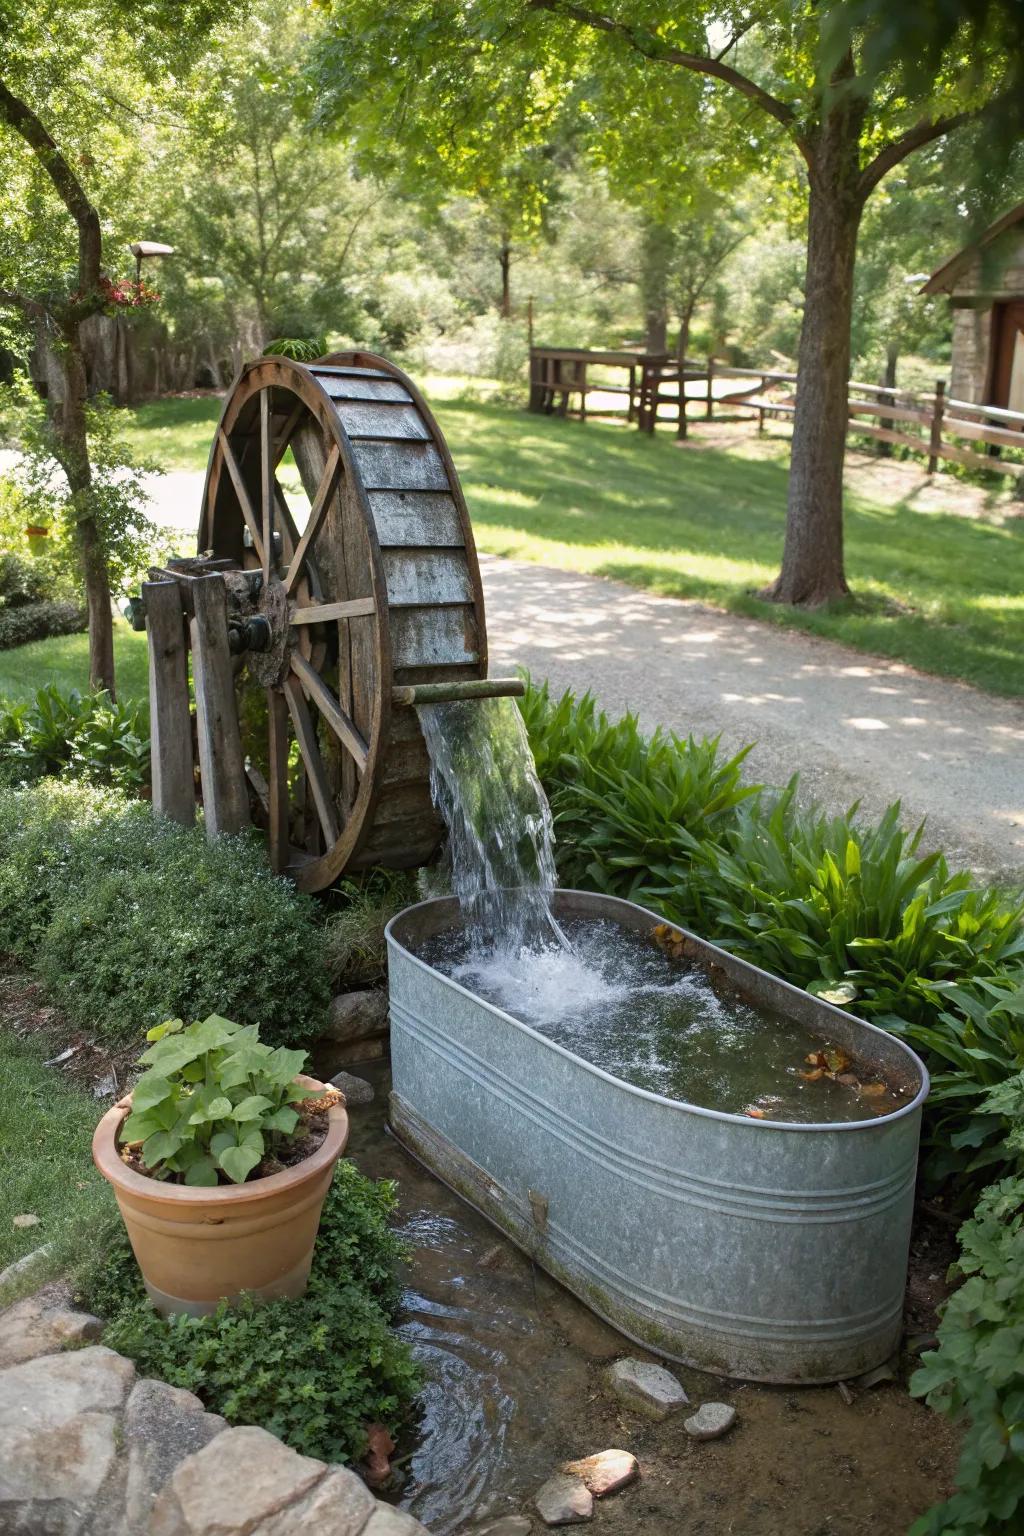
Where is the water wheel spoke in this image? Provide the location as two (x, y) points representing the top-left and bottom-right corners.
(290, 597), (376, 625)
(259, 391), (275, 583)
(282, 676), (341, 846)
(267, 687), (291, 872)
(218, 430), (265, 566)
(284, 444), (341, 596)
(290, 650), (369, 772)
(274, 400), (305, 467)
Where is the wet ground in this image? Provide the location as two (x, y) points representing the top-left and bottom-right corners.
(347, 1062), (960, 1536)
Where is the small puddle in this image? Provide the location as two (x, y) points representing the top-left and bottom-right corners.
(346, 1063), (959, 1536)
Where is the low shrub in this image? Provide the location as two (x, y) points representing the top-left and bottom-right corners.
(521, 680), (1024, 1192)
(77, 1160), (421, 1465)
(0, 779), (330, 1047)
(910, 1168), (1024, 1535)
(0, 685), (149, 789)
(0, 600), (86, 650)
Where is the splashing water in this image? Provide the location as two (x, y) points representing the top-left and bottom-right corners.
(416, 697), (564, 954)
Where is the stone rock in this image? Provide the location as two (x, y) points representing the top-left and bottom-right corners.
(119, 1377), (227, 1534)
(603, 1358), (688, 1420)
(683, 1402), (737, 1441)
(12, 1212), (40, 1228)
(0, 1290), (104, 1367)
(472, 1518), (534, 1535)
(324, 990), (389, 1044)
(0, 1345), (135, 1527)
(150, 1426), (327, 1536)
(534, 1473), (593, 1526)
(0, 1243), (52, 1295)
(329, 1070), (376, 1106)
(249, 1468), (378, 1535)
(563, 1449), (638, 1497)
(362, 1506), (431, 1535)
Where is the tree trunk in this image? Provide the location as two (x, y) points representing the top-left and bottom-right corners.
(498, 242), (512, 318)
(676, 310), (692, 441)
(763, 106), (865, 607)
(641, 220), (671, 355)
(57, 325), (116, 695)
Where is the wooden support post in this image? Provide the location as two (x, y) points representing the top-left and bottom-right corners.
(706, 356), (714, 420)
(189, 574), (250, 838)
(928, 378), (946, 474)
(144, 578), (195, 826)
(758, 374), (766, 435)
(627, 364), (637, 423)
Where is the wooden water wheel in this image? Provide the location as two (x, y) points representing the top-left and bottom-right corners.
(142, 351), (520, 892)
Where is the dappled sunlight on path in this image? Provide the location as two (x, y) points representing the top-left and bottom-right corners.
(481, 556), (1024, 880)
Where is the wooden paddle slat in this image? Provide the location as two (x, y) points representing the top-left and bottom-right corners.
(259, 391), (274, 582)
(349, 440), (449, 491)
(267, 688), (291, 871)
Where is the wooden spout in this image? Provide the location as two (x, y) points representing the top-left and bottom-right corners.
(391, 677), (526, 707)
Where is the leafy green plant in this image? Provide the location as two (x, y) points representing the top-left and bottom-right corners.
(122, 1015), (315, 1186)
(0, 685), (149, 789)
(78, 1161), (421, 1465)
(910, 1174), (1024, 1535)
(0, 552), (51, 607)
(0, 779), (330, 1048)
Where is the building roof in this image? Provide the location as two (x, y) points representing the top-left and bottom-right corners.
(922, 202), (1024, 294)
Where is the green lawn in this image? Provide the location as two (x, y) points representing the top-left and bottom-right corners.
(0, 623), (149, 704)
(112, 387), (1022, 699)
(0, 1026), (112, 1280)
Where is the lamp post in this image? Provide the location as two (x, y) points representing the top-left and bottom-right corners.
(125, 241), (175, 402)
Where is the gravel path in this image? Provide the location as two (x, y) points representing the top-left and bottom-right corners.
(11, 460), (1019, 879)
(481, 556), (1024, 882)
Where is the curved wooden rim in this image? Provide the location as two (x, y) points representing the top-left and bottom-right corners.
(92, 1073), (350, 1205)
(199, 356), (393, 890)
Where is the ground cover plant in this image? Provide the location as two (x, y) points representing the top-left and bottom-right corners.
(0, 779), (330, 1048)
(78, 1160), (421, 1465)
(119, 391), (1024, 697)
(0, 1023), (111, 1280)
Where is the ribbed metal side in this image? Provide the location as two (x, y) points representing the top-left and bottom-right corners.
(386, 892), (929, 1384)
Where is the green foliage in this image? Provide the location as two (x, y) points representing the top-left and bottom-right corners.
(521, 680), (1024, 1191)
(264, 336), (328, 361)
(910, 1175), (1024, 1535)
(78, 1160), (421, 1464)
(0, 779), (330, 1047)
(0, 600), (86, 651)
(0, 684), (149, 789)
(122, 1015), (313, 1186)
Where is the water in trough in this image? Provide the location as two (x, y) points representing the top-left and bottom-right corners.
(416, 697), (908, 1123)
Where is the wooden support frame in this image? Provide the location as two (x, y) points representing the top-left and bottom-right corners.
(143, 578), (195, 826)
(189, 575), (250, 838)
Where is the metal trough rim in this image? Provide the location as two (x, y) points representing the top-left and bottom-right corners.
(385, 889), (930, 1134)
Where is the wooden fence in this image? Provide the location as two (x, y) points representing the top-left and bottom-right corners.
(528, 346), (1024, 481)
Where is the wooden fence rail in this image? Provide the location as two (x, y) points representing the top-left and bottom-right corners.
(528, 346), (1024, 481)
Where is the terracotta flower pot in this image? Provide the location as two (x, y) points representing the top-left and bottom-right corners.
(93, 1075), (349, 1317)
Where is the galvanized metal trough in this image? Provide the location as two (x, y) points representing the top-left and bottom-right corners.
(386, 890), (929, 1385)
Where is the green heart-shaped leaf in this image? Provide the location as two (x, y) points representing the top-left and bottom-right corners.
(218, 1143), (263, 1184)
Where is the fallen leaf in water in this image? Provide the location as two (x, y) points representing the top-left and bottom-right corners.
(799, 1069), (825, 1082)
(744, 1107), (767, 1119)
(824, 1048), (851, 1074)
(836, 1073), (860, 1088)
(860, 1082), (887, 1097)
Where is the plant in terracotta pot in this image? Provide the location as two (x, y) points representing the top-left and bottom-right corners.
(93, 1013), (348, 1316)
